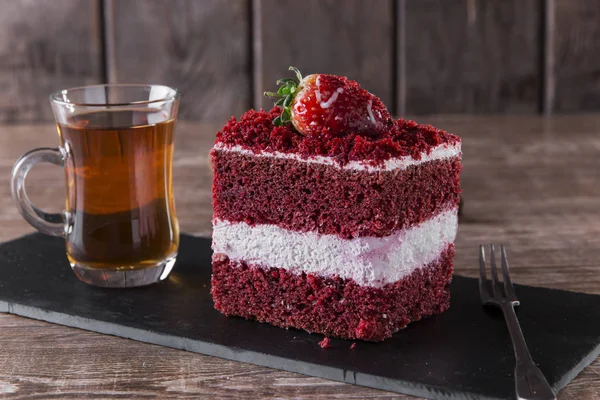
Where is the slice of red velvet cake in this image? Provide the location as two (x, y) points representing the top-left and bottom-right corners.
(211, 68), (462, 342)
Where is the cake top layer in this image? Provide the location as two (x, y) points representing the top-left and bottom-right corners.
(214, 107), (461, 168)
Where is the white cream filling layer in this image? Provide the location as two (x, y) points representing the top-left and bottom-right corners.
(212, 142), (461, 172)
(212, 208), (458, 287)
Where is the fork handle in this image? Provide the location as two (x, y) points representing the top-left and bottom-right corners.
(500, 302), (556, 400)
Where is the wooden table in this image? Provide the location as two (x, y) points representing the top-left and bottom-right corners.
(1, 115), (599, 399)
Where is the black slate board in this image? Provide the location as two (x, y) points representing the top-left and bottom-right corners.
(1, 234), (599, 400)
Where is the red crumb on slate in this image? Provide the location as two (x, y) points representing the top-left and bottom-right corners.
(350, 343), (357, 349)
(318, 337), (331, 349)
(215, 107), (460, 168)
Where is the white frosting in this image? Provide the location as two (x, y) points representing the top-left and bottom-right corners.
(315, 76), (322, 102)
(366, 100), (376, 124)
(212, 208), (458, 288)
(320, 88), (343, 108)
(212, 142), (461, 172)
(315, 75), (343, 108)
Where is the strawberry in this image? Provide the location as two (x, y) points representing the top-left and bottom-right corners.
(264, 67), (393, 137)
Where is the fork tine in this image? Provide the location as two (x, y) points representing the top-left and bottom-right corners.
(489, 244), (501, 298)
(500, 244), (518, 301)
(478, 245), (489, 300)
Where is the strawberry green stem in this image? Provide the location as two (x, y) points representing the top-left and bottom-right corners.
(263, 66), (303, 126)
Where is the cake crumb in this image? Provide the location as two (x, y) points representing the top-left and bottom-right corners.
(215, 107), (460, 168)
(318, 337), (331, 348)
(350, 342), (357, 349)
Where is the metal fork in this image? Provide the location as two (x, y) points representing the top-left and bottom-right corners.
(479, 244), (556, 400)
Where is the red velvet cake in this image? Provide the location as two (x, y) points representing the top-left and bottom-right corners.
(211, 68), (462, 342)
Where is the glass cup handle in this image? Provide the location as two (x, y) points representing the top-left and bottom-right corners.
(11, 147), (68, 237)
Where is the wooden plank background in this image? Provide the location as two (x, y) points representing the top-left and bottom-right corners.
(0, 0), (598, 122)
(105, 0), (251, 122)
(553, 0), (600, 112)
(0, 0), (102, 123)
(404, 0), (542, 114)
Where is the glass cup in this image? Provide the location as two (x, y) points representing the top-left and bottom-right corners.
(11, 84), (180, 288)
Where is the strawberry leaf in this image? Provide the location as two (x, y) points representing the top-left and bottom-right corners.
(277, 86), (292, 96)
(276, 78), (297, 86)
(264, 91), (283, 98)
(264, 66), (305, 133)
(289, 66), (303, 82)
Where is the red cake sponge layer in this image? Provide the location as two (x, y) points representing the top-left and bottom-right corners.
(212, 150), (461, 238)
(211, 245), (454, 342)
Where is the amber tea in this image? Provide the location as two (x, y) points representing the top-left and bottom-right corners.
(58, 110), (179, 272)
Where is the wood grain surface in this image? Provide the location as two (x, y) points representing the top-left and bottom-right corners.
(404, 0), (542, 114)
(553, 0), (600, 112)
(105, 0), (251, 122)
(1, 115), (600, 398)
(256, 0), (394, 111)
(0, 0), (103, 123)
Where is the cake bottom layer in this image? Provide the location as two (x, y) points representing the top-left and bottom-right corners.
(211, 244), (454, 342)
